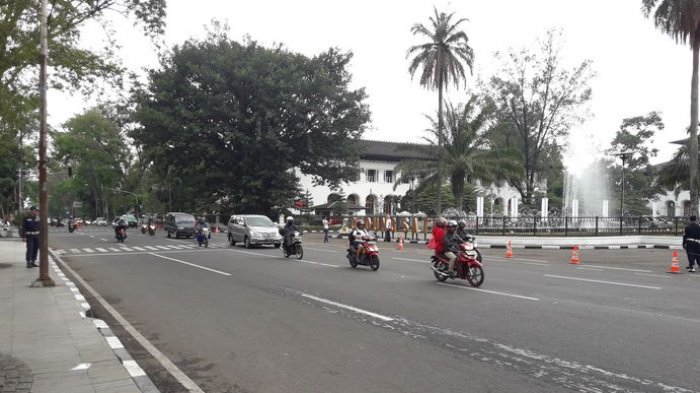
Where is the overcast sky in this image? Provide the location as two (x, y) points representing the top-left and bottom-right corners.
(51, 0), (693, 170)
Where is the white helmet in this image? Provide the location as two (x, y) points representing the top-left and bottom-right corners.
(286, 216), (294, 222)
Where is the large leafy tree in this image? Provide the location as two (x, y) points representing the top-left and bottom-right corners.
(407, 7), (475, 215)
(607, 112), (664, 215)
(490, 30), (594, 207)
(53, 108), (128, 219)
(643, 0), (700, 216)
(396, 95), (520, 212)
(0, 0), (165, 214)
(131, 31), (370, 216)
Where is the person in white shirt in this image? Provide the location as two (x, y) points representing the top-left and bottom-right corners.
(384, 214), (392, 242)
(322, 217), (329, 243)
(351, 220), (370, 261)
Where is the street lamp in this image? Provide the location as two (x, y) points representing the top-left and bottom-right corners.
(102, 186), (140, 220)
(612, 150), (636, 235)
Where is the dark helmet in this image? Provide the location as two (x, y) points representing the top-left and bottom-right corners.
(458, 220), (467, 228)
(356, 219), (365, 227)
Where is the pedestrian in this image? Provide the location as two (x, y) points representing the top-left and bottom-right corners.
(683, 215), (700, 272)
(384, 214), (392, 242)
(322, 216), (329, 243)
(21, 206), (40, 268)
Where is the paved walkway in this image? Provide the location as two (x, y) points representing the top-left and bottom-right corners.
(0, 238), (147, 393)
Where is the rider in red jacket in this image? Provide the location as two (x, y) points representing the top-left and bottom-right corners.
(431, 217), (447, 254)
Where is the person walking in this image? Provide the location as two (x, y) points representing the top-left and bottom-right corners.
(683, 215), (700, 272)
(384, 214), (392, 243)
(322, 217), (329, 243)
(21, 206), (40, 268)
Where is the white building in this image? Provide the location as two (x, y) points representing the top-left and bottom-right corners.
(297, 140), (527, 217)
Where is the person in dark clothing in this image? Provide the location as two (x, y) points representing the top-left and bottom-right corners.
(284, 216), (299, 249)
(21, 206), (40, 268)
(683, 215), (700, 272)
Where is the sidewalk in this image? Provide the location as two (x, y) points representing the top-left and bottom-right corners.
(0, 239), (153, 393)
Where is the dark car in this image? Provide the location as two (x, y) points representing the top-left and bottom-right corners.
(164, 212), (196, 239)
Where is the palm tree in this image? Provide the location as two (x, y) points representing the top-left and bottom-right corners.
(395, 96), (520, 212)
(407, 7), (475, 215)
(643, 0), (700, 215)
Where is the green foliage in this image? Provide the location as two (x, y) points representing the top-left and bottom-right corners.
(489, 29), (594, 206)
(608, 112), (664, 215)
(131, 30), (370, 216)
(396, 94), (520, 212)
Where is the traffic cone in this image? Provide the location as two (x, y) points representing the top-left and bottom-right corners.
(667, 250), (681, 274)
(570, 245), (580, 265)
(397, 236), (404, 251)
(505, 240), (513, 258)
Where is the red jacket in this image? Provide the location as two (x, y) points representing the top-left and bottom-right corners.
(432, 226), (445, 253)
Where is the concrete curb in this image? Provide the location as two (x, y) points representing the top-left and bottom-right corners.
(48, 249), (161, 393)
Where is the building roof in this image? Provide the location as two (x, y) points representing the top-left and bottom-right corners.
(311, 201), (366, 211)
(358, 140), (433, 162)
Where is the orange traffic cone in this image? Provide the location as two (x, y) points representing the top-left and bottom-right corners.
(505, 240), (513, 258)
(570, 245), (580, 265)
(667, 250), (681, 274)
(397, 236), (404, 251)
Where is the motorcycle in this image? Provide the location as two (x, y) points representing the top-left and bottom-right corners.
(140, 223), (147, 234)
(464, 234), (482, 263)
(282, 231), (303, 259)
(346, 236), (380, 271)
(430, 242), (484, 287)
(196, 226), (210, 247)
(148, 224), (156, 236)
(115, 227), (127, 243)
(68, 221), (77, 233)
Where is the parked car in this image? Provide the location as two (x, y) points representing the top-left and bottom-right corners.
(123, 214), (138, 228)
(227, 214), (282, 248)
(94, 217), (108, 226)
(164, 212), (196, 239)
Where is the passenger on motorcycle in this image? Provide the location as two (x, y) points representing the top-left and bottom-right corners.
(284, 217), (299, 249)
(444, 220), (463, 278)
(431, 217), (447, 255)
(351, 220), (371, 261)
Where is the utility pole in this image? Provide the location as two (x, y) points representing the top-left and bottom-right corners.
(36, 0), (54, 286)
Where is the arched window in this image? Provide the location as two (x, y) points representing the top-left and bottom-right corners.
(366, 195), (376, 216)
(667, 201), (676, 217)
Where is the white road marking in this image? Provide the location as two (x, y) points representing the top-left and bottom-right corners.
(95, 248), (108, 253)
(93, 319), (109, 329)
(105, 336), (124, 349)
(120, 246), (134, 252)
(301, 293), (394, 322)
(100, 238), (108, 242)
(303, 246), (338, 253)
(89, 235), (95, 238)
(544, 274), (661, 290)
(634, 272), (671, 279)
(83, 248), (95, 253)
(393, 257), (427, 263)
(524, 262), (548, 266)
(149, 253), (231, 276)
(132, 246), (146, 251)
(56, 249), (66, 254)
(437, 283), (540, 301)
(122, 360), (147, 377)
(165, 245), (184, 249)
(576, 267), (603, 271)
(489, 256), (550, 264)
(71, 363), (91, 371)
(575, 264), (652, 273)
(108, 248), (120, 252)
(144, 246), (159, 250)
(70, 248), (80, 254)
(155, 245), (170, 250)
(229, 249), (339, 267)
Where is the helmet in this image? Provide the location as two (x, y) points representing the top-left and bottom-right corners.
(356, 219), (364, 227)
(286, 216), (294, 222)
(458, 220), (467, 228)
(435, 217), (447, 228)
(447, 220), (458, 228)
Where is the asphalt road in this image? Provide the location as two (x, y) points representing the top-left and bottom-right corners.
(48, 227), (700, 393)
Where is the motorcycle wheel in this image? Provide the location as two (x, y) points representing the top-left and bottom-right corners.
(370, 255), (380, 271)
(433, 261), (449, 282)
(476, 249), (483, 263)
(348, 251), (358, 268)
(204, 238), (209, 248)
(283, 248), (289, 258)
(295, 244), (303, 260)
(466, 265), (485, 287)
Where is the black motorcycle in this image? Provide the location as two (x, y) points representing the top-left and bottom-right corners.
(282, 231), (303, 260)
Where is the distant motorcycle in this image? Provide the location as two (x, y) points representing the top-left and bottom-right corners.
(68, 221), (77, 233)
(196, 226), (210, 247)
(148, 224), (156, 236)
(115, 227), (127, 243)
(430, 242), (484, 287)
(282, 231), (303, 259)
(140, 223), (147, 234)
(346, 236), (380, 271)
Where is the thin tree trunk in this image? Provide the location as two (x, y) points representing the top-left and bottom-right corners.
(690, 41), (699, 216)
(436, 71), (444, 216)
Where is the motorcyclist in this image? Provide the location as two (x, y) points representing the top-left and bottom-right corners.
(284, 216), (299, 250)
(114, 217), (128, 240)
(456, 220), (471, 242)
(351, 219), (371, 261)
(195, 217), (207, 235)
(444, 220), (462, 278)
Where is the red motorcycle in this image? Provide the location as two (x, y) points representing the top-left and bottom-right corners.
(116, 227), (127, 243)
(346, 236), (380, 271)
(430, 242), (484, 287)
